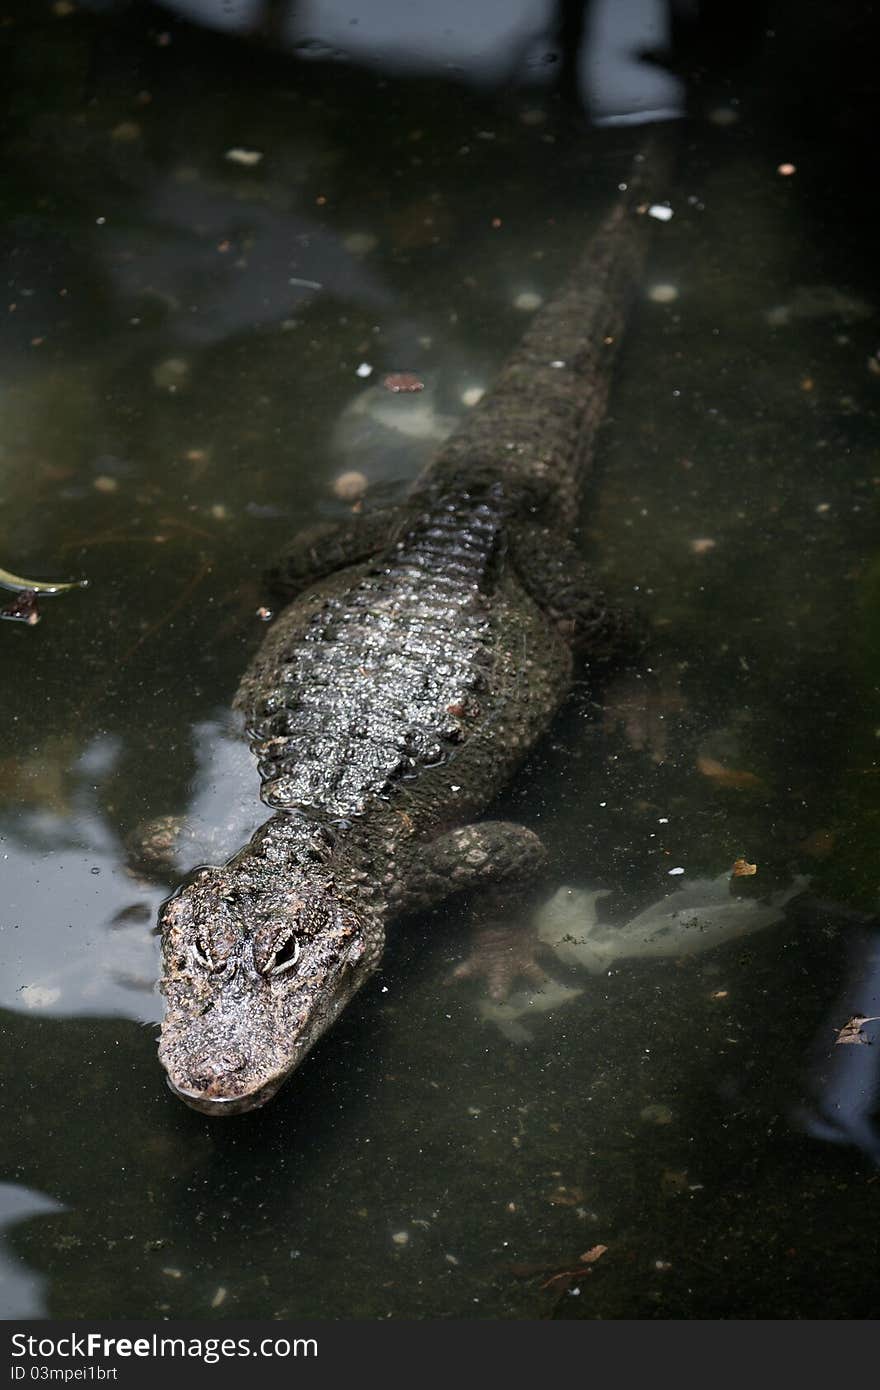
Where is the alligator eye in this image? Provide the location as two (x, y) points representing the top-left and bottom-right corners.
(268, 935), (301, 976)
(192, 937), (213, 970)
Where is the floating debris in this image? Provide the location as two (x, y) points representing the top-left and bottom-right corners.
(834, 1015), (880, 1046)
(383, 372), (425, 393)
(477, 978), (582, 1044)
(391, 1231), (410, 1247)
(355, 362), (374, 378)
(697, 755), (765, 791)
(20, 984), (61, 1009)
(732, 858), (757, 877)
(535, 873), (808, 974)
(225, 148), (263, 167)
(689, 537), (717, 555)
(648, 283), (679, 304)
(0, 566), (87, 596)
(640, 1103), (674, 1125)
(1, 589), (40, 625)
(777, 162), (797, 176)
(513, 291), (543, 311)
(460, 386), (485, 407)
(580, 1245), (608, 1264)
(332, 470), (368, 502)
(764, 285), (873, 327)
(647, 204), (674, 222)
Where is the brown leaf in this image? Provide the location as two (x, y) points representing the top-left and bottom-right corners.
(732, 858), (757, 877)
(579, 1245), (608, 1264)
(834, 1015), (880, 1046)
(697, 756), (765, 791)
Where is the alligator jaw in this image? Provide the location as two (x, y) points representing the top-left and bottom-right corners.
(164, 1073), (283, 1117)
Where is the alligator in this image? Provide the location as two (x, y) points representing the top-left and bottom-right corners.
(158, 146), (668, 1114)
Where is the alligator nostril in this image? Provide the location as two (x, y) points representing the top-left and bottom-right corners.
(193, 1054), (248, 1093)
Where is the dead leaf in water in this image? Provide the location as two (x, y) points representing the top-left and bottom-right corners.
(579, 1245), (608, 1264)
(732, 858), (757, 877)
(834, 1015), (880, 1045)
(697, 756), (766, 791)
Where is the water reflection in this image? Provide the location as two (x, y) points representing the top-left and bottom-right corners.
(0, 1186), (67, 1319)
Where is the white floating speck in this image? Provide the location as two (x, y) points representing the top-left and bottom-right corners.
(550, 360), (566, 369)
(647, 204), (674, 222)
(210, 1287), (227, 1308)
(513, 291), (543, 311)
(648, 283), (679, 304)
(391, 1231), (410, 1247)
(355, 362), (373, 378)
(225, 148), (263, 167)
(460, 386), (485, 407)
(668, 866), (685, 876)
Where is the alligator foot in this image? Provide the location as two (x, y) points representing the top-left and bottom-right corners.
(510, 527), (642, 665)
(391, 819), (553, 1000)
(602, 667), (686, 763)
(450, 920), (550, 1000)
(265, 508), (402, 599)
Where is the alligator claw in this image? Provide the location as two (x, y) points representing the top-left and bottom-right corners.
(449, 923), (550, 1001)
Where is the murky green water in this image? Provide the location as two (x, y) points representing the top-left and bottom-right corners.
(2, 2), (878, 1319)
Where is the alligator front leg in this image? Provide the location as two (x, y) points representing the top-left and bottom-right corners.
(391, 821), (551, 999)
(266, 508), (404, 598)
(511, 525), (642, 663)
(512, 526), (681, 759)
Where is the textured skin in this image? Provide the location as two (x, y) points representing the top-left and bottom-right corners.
(158, 153), (663, 1114)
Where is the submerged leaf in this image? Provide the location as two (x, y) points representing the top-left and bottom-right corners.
(834, 1015), (880, 1046)
(697, 756), (765, 790)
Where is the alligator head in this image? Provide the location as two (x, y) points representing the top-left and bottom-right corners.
(157, 859), (380, 1115)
